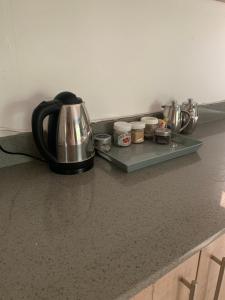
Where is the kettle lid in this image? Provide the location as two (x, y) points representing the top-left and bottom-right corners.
(54, 91), (83, 105)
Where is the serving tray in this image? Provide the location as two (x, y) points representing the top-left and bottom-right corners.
(97, 134), (202, 172)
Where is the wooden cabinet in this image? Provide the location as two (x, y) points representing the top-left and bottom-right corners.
(196, 233), (225, 300)
(131, 252), (199, 300)
(130, 233), (225, 300)
(153, 252), (199, 300)
(130, 285), (153, 300)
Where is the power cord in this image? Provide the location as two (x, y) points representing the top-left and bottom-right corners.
(0, 127), (46, 163)
(0, 145), (46, 162)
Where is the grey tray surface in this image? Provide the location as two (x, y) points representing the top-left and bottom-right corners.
(97, 134), (203, 172)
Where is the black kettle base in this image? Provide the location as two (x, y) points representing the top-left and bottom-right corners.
(49, 157), (94, 175)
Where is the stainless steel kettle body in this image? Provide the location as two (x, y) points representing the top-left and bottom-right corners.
(32, 91), (95, 174)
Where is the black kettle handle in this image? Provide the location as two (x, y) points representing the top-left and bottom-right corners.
(32, 100), (61, 163)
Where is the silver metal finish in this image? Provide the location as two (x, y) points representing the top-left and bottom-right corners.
(94, 134), (112, 152)
(56, 103), (94, 163)
(94, 134), (112, 143)
(181, 99), (199, 134)
(180, 278), (198, 300)
(162, 101), (191, 133)
(154, 127), (172, 137)
(211, 255), (225, 300)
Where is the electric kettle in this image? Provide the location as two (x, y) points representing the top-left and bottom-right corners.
(162, 100), (190, 133)
(32, 91), (95, 174)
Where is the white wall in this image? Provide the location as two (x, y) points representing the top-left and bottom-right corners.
(1, 0), (225, 130)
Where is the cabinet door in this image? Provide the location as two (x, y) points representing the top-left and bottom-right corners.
(196, 233), (225, 300)
(153, 252), (200, 300)
(130, 285), (153, 300)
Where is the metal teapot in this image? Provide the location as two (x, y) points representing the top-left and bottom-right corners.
(162, 100), (190, 133)
(181, 98), (199, 134)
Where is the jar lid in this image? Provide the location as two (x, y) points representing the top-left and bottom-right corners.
(155, 128), (172, 137)
(141, 117), (159, 125)
(114, 121), (132, 132)
(130, 121), (145, 130)
(94, 134), (112, 143)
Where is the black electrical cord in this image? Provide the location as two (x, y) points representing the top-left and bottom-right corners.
(0, 145), (46, 162)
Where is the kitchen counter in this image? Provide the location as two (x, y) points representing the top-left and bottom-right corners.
(1, 120), (225, 300)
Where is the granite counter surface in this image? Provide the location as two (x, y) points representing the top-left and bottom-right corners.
(1, 120), (225, 300)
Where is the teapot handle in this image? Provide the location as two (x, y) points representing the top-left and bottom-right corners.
(32, 100), (61, 162)
(180, 110), (191, 133)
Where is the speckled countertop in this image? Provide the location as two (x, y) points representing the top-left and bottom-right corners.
(1, 119), (225, 300)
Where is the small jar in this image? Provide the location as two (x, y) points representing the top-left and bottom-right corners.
(94, 134), (112, 152)
(141, 117), (159, 139)
(113, 121), (132, 147)
(130, 121), (145, 144)
(154, 128), (172, 145)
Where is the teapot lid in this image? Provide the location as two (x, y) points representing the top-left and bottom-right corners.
(162, 100), (179, 108)
(183, 98), (198, 109)
(54, 91), (83, 105)
(171, 100), (179, 107)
